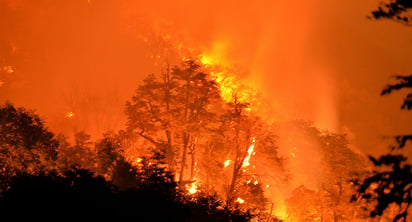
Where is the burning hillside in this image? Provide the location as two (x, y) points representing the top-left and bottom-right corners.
(1, 0), (411, 221)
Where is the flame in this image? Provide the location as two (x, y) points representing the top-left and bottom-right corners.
(65, 111), (74, 118)
(134, 158), (143, 165)
(273, 202), (289, 221)
(242, 137), (255, 167)
(200, 41), (228, 66)
(235, 197), (245, 204)
(188, 179), (198, 194)
(3, 66), (14, 74)
(198, 42), (258, 104)
(224, 160), (231, 168)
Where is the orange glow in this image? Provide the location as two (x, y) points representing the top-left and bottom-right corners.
(273, 202), (289, 221)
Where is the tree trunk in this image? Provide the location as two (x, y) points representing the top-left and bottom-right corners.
(179, 133), (189, 183)
(189, 137), (197, 180)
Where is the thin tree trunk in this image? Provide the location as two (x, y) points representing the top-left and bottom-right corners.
(190, 137), (197, 180)
(179, 133), (189, 183)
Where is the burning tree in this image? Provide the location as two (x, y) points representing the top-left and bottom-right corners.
(218, 97), (256, 205)
(274, 121), (370, 221)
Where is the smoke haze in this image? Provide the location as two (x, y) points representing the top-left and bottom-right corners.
(0, 0), (411, 155)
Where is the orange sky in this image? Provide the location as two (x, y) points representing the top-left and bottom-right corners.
(0, 0), (411, 155)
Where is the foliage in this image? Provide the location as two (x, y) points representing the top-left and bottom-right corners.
(56, 131), (96, 170)
(0, 103), (59, 189)
(0, 151), (254, 221)
(369, 0), (412, 24)
(352, 154), (412, 221)
(352, 8), (412, 219)
(95, 132), (122, 177)
(0, 167), (116, 220)
(126, 59), (221, 182)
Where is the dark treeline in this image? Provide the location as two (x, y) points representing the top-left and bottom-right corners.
(0, 102), (254, 221)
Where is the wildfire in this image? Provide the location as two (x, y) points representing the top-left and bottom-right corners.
(242, 137), (255, 167)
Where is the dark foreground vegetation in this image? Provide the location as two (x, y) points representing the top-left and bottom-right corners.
(0, 152), (252, 222)
(0, 101), (255, 221)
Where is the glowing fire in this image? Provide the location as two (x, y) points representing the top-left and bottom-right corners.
(235, 197), (245, 204)
(3, 66), (14, 74)
(198, 43), (258, 105)
(188, 179), (198, 194)
(224, 160), (231, 168)
(134, 158), (143, 165)
(65, 111), (74, 118)
(242, 137), (255, 167)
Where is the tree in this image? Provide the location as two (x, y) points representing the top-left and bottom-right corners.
(56, 131), (96, 170)
(0, 102), (58, 186)
(126, 71), (176, 158)
(171, 60), (220, 184)
(352, 5), (412, 221)
(126, 59), (221, 184)
(95, 132), (122, 178)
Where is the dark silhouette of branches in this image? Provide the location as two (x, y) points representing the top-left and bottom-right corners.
(369, 0), (412, 25)
(352, 6), (412, 219)
(352, 155), (412, 221)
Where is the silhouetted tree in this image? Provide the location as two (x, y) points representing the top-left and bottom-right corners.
(0, 103), (58, 189)
(0, 167), (116, 220)
(126, 69), (177, 168)
(352, 5), (412, 221)
(95, 132), (122, 177)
